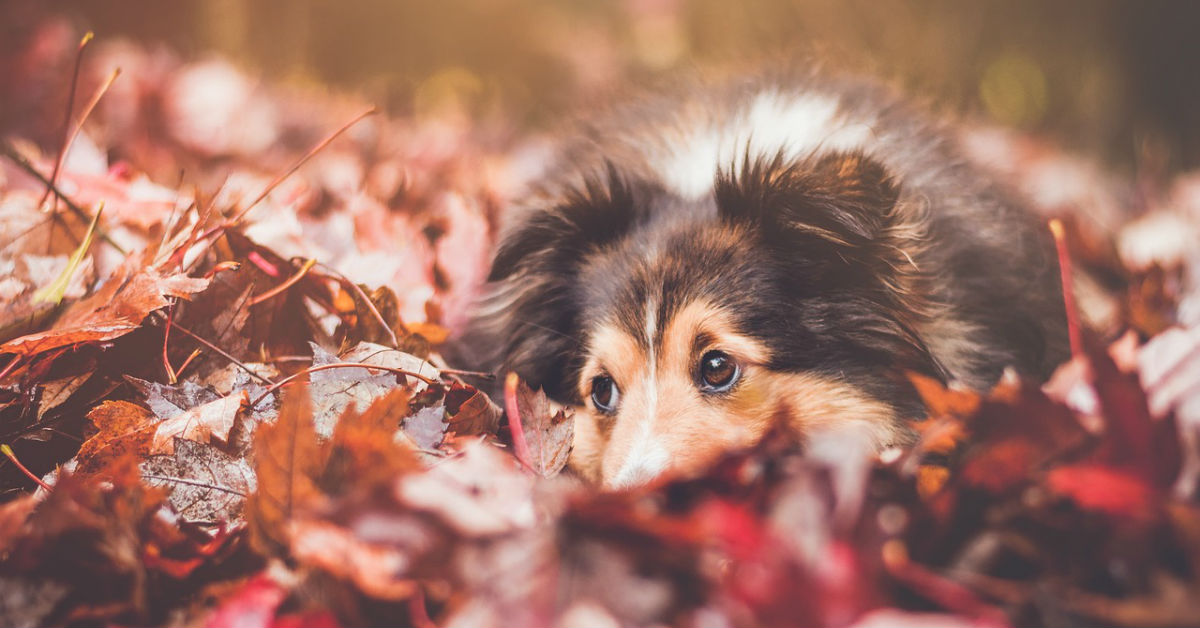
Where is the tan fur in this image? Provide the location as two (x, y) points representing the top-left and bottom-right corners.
(569, 299), (904, 488)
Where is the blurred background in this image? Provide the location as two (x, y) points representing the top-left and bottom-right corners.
(2, 0), (1200, 173)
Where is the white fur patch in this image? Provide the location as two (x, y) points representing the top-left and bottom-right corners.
(653, 90), (876, 200)
(607, 298), (667, 489)
(608, 432), (669, 490)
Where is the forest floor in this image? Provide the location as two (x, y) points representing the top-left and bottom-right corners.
(2, 22), (1200, 628)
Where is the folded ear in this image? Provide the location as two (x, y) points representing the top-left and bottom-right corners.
(716, 150), (939, 378)
(469, 165), (643, 401)
(488, 164), (638, 282)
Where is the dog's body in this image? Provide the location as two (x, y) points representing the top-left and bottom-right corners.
(467, 70), (1068, 489)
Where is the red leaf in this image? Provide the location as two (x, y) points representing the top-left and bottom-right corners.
(1046, 463), (1157, 519)
(203, 574), (288, 628)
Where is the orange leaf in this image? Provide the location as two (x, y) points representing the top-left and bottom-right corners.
(323, 388), (421, 491)
(245, 383), (328, 556)
(77, 400), (157, 473)
(1, 250), (209, 356)
(909, 372), (981, 418)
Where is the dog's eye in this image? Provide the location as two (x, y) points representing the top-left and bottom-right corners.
(698, 350), (740, 392)
(590, 375), (620, 414)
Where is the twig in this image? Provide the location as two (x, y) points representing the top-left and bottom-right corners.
(249, 258), (316, 306)
(0, 140), (127, 255)
(0, 355), (24, 383)
(174, 349), (202, 380)
(1048, 219), (1083, 358)
(141, 474), (246, 496)
(439, 367), (496, 380)
(315, 262), (403, 346)
(251, 361), (438, 407)
(41, 68), (121, 210)
(1, 444), (52, 492)
(503, 372), (534, 470)
(229, 106), (377, 225)
(162, 302), (178, 383)
(39, 32), (93, 209)
(154, 315), (277, 387)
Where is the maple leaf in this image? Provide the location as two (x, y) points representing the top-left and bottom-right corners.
(322, 387), (422, 491)
(245, 383), (328, 557)
(505, 377), (573, 477)
(201, 573), (288, 628)
(76, 400), (157, 473)
(141, 439), (256, 523)
(0, 249), (209, 356)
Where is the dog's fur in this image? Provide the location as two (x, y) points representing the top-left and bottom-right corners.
(463, 70), (1068, 489)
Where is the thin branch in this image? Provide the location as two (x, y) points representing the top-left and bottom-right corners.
(41, 68), (121, 210)
(315, 262), (404, 347)
(229, 106), (377, 225)
(1, 444), (52, 492)
(154, 315), (277, 387)
(249, 258), (316, 306)
(39, 31), (93, 209)
(439, 367), (497, 380)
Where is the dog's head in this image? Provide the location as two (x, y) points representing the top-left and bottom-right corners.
(475, 151), (939, 488)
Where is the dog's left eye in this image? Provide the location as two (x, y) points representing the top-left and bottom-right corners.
(697, 350), (740, 392)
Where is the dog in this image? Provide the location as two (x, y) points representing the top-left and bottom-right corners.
(464, 69), (1068, 489)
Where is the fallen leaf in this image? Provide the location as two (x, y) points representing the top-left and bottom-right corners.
(444, 382), (501, 439)
(508, 379), (573, 478)
(245, 383), (328, 556)
(324, 388), (421, 491)
(202, 573), (288, 628)
(401, 406), (448, 451)
(141, 439), (256, 523)
(151, 390), (248, 454)
(76, 400), (157, 473)
(0, 250), (209, 356)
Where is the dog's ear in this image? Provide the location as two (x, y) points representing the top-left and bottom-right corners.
(717, 150), (939, 377)
(488, 164), (638, 281)
(468, 165), (642, 401)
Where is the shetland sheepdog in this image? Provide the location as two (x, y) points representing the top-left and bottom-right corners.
(465, 70), (1068, 489)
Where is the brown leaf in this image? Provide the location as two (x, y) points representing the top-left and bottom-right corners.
(0, 494), (36, 556)
(0, 250), (209, 356)
(245, 383), (328, 556)
(445, 382), (501, 439)
(151, 390), (248, 454)
(77, 400), (158, 474)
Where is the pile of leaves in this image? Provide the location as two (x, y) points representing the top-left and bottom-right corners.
(3, 22), (1200, 628)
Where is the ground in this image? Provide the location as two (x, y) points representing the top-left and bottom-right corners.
(2, 21), (1200, 628)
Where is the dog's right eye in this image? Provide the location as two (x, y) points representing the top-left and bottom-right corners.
(590, 375), (620, 414)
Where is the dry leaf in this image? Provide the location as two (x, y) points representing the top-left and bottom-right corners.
(0, 250), (209, 356)
(76, 400), (158, 473)
(245, 383), (328, 556)
(151, 390), (248, 455)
